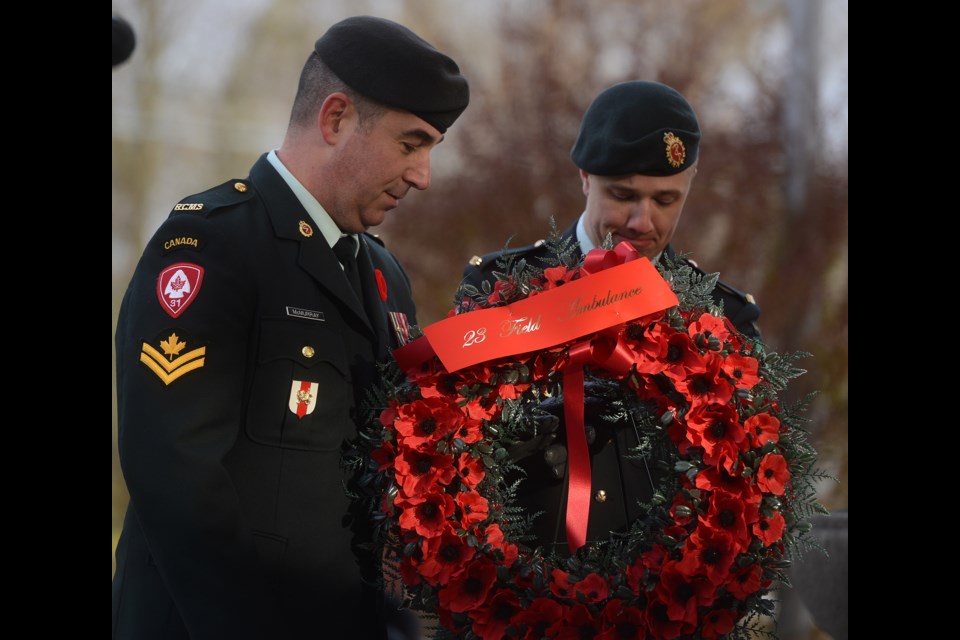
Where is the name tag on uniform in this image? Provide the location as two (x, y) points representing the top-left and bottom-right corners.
(286, 306), (324, 322)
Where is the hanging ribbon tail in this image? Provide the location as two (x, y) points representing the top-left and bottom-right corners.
(562, 334), (638, 553)
(563, 364), (589, 553)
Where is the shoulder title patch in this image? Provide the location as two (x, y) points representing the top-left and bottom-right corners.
(163, 236), (202, 254)
(140, 330), (206, 385)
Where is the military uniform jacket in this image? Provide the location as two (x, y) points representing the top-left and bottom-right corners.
(460, 222), (761, 554)
(112, 154), (416, 640)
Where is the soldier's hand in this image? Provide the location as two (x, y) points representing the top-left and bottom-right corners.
(508, 393), (597, 481)
(539, 378), (628, 480)
(506, 405), (561, 466)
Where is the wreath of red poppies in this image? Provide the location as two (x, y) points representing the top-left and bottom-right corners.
(351, 239), (823, 640)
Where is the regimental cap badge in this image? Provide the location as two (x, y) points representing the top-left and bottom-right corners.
(298, 220), (314, 238)
(140, 330), (206, 385)
(663, 132), (686, 169)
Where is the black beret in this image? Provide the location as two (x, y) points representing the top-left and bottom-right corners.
(314, 16), (469, 134)
(571, 80), (700, 176)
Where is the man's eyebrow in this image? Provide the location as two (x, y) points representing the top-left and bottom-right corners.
(402, 128), (444, 145)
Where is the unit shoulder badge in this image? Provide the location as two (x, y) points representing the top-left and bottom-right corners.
(157, 262), (204, 318)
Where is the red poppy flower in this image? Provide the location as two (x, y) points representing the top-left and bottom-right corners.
(573, 572), (609, 603)
(542, 265), (578, 290)
(374, 268), (388, 301)
(418, 371), (463, 399)
(417, 524), (477, 586)
(456, 490), (489, 527)
(753, 510), (786, 546)
(701, 491), (759, 553)
(512, 597), (566, 639)
(598, 599), (647, 640)
(393, 397), (460, 449)
(396, 489), (455, 538)
(394, 447), (457, 498)
(695, 467), (762, 505)
(626, 559), (647, 595)
(725, 564), (762, 600)
(745, 412), (781, 446)
(371, 440), (396, 472)
(486, 278), (517, 306)
(438, 558), (498, 613)
(556, 603), (601, 640)
(471, 588), (521, 640)
(701, 608), (736, 639)
(756, 453), (790, 495)
(685, 403), (746, 471)
(675, 353), (735, 409)
(456, 452), (485, 489)
(645, 600), (694, 640)
(549, 568), (576, 599)
(654, 560), (718, 626)
(722, 353), (760, 388)
(398, 554), (422, 587)
(659, 330), (709, 381)
(688, 312), (731, 347)
(462, 395), (501, 421)
(676, 526), (738, 586)
(483, 523), (518, 567)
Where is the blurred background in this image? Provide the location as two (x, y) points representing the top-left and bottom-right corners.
(112, 0), (847, 636)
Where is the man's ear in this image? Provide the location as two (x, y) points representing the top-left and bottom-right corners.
(318, 92), (352, 144)
(579, 169), (591, 197)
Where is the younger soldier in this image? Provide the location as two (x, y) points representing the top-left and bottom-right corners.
(461, 80), (759, 554)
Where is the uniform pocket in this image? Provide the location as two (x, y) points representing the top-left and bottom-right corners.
(245, 317), (353, 451)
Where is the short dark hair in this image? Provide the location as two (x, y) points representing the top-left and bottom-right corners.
(288, 52), (387, 132)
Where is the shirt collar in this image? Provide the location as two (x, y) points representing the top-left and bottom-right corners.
(267, 149), (356, 250)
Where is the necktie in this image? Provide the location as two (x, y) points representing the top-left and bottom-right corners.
(333, 235), (362, 299)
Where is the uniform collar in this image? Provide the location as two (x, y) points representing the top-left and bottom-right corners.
(267, 149), (344, 250)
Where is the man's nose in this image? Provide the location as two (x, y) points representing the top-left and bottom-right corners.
(626, 200), (655, 233)
(404, 155), (431, 191)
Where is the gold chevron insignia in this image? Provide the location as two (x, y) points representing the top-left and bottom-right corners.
(140, 331), (206, 385)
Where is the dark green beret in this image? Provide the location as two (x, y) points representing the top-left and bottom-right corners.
(314, 16), (469, 134)
(571, 80), (700, 176)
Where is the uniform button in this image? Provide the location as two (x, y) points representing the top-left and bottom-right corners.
(594, 489), (607, 503)
(468, 255), (482, 266)
(234, 182), (248, 192)
(302, 346), (315, 358)
(745, 293), (756, 304)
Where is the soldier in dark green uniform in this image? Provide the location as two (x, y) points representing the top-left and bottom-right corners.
(460, 80), (760, 556)
(112, 16), (469, 640)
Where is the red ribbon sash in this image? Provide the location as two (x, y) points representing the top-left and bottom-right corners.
(393, 246), (679, 552)
(395, 256), (676, 373)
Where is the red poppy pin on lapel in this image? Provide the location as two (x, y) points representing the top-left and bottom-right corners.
(375, 269), (388, 301)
